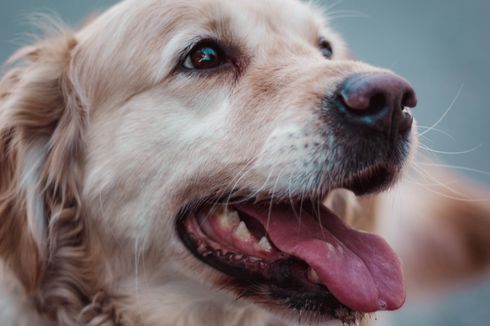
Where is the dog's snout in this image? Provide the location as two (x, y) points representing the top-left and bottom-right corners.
(337, 72), (417, 133)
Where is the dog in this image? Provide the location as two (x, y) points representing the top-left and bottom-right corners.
(0, 0), (489, 325)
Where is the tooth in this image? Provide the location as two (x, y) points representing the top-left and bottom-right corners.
(235, 221), (253, 241)
(217, 208), (240, 230)
(258, 236), (272, 251)
(307, 268), (320, 283)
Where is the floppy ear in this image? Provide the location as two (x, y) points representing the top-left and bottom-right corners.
(0, 30), (102, 323)
(378, 164), (490, 296)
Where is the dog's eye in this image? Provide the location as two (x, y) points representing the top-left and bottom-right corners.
(183, 41), (225, 70)
(319, 39), (333, 59)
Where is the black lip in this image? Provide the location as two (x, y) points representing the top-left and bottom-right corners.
(175, 202), (361, 324)
(342, 164), (397, 196)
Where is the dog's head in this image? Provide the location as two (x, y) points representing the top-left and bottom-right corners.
(0, 0), (417, 324)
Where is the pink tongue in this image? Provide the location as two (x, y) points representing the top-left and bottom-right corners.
(236, 203), (405, 313)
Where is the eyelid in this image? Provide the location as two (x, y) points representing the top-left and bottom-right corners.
(177, 38), (206, 66)
(319, 37), (331, 47)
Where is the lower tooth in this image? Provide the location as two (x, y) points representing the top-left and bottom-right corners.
(307, 268), (320, 283)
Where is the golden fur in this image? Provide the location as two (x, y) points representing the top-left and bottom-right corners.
(0, 0), (489, 325)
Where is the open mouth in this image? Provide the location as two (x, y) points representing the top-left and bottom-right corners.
(176, 171), (405, 324)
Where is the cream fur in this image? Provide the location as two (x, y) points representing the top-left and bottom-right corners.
(0, 1), (489, 325)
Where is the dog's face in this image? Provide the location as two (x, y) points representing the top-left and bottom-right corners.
(0, 0), (418, 324)
(73, 0), (418, 323)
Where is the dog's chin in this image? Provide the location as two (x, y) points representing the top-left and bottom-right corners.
(175, 165), (406, 325)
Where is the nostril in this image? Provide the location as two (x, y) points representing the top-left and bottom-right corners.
(366, 93), (386, 115)
(401, 90), (417, 108)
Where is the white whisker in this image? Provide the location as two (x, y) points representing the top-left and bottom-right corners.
(406, 178), (488, 203)
(419, 84), (463, 137)
(411, 162), (468, 197)
(287, 173), (301, 223)
(417, 143), (482, 156)
(267, 167), (287, 230)
(315, 198), (327, 241)
(324, 0), (345, 11)
(416, 125), (457, 142)
(327, 12), (370, 20)
(417, 162), (490, 176)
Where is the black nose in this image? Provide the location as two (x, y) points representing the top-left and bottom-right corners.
(338, 72), (417, 133)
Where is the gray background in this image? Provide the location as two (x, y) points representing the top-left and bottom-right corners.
(1, 0), (489, 325)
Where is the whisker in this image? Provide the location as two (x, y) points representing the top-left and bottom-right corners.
(327, 9), (369, 17)
(242, 161), (282, 205)
(315, 198), (327, 241)
(267, 167), (286, 230)
(298, 189), (306, 235)
(405, 175), (458, 188)
(324, 0), (345, 11)
(416, 125), (457, 142)
(405, 178), (488, 203)
(287, 173), (301, 223)
(222, 157), (257, 206)
(417, 143), (483, 156)
(326, 13), (370, 20)
(410, 161), (489, 202)
(410, 162), (468, 197)
(417, 162), (490, 176)
(419, 84), (463, 137)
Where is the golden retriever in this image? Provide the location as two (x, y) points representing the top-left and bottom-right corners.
(0, 0), (489, 325)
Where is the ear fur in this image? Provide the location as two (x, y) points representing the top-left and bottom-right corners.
(0, 27), (108, 324)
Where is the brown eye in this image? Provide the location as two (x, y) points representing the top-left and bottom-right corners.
(319, 38), (333, 59)
(183, 41), (225, 70)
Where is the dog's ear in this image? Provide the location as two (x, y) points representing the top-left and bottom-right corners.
(378, 164), (490, 296)
(0, 29), (99, 322)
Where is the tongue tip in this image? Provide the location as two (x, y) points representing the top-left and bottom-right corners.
(383, 290), (407, 311)
(364, 289), (405, 313)
(348, 294), (406, 313)
(378, 299), (388, 311)
(378, 296), (403, 312)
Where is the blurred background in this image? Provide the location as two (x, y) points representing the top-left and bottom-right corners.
(1, 1), (489, 325)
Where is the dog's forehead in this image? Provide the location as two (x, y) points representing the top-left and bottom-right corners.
(159, 0), (327, 45)
(76, 0), (336, 98)
(81, 0), (331, 59)
(215, 0), (326, 39)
